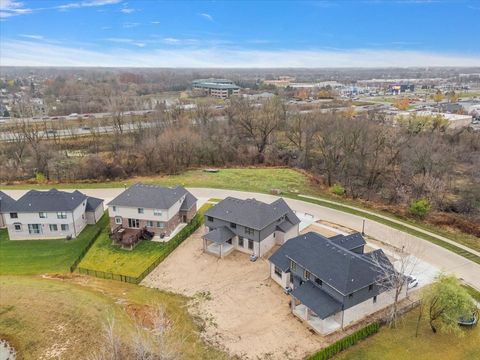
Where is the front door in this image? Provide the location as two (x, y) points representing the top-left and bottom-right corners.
(182, 215), (187, 223)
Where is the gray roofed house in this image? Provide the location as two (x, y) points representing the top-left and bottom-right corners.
(269, 231), (404, 335)
(107, 183), (197, 239)
(2, 189), (104, 240)
(203, 197), (299, 258)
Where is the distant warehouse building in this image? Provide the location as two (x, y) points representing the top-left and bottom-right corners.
(192, 79), (240, 99)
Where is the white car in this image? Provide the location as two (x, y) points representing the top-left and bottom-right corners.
(407, 276), (419, 289)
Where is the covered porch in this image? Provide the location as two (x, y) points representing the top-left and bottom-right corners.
(202, 226), (235, 258)
(291, 281), (343, 335)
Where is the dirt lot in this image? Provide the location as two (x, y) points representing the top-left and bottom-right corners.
(142, 228), (325, 360)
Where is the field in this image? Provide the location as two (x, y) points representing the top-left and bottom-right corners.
(0, 275), (228, 360)
(78, 203), (211, 280)
(336, 288), (480, 360)
(0, 214), (107, 275)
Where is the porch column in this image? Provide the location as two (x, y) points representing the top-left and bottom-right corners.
(291, 296), (296, 312)
(220, 243), (223, 258)
(305, 307), (309, 321)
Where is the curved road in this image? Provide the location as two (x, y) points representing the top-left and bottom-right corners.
(4, 187), (480, 290)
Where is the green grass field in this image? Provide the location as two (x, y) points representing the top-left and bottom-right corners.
(0, 275), (228, 360)
(78, 203), (211, 279)
(0, 214), (107, 275)
(336, 302), (480, 359)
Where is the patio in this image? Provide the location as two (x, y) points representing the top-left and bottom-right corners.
(293, 304), (342, 335)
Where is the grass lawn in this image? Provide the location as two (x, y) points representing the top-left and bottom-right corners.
(78, 203), (211, 280)
(336, 286), (480, 360)
(0, 275), (228, 360)
(0, 214), (107, 275)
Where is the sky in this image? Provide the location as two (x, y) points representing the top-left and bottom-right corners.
(1, 0), (480, 68)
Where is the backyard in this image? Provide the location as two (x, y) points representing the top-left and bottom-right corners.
(0, 213), (107, 275)
(0, 275), (228, 360)
(336, 287), (480, 360)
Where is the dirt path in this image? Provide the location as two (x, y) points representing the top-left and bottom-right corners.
(142, 228), (325, 360)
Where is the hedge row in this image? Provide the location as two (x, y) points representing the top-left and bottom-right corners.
(308, 322), (380, 360)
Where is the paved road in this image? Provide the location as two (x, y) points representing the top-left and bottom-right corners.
(4, 187), (479, 290)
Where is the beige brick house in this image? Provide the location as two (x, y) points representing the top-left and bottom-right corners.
(107, 183), (197, 239)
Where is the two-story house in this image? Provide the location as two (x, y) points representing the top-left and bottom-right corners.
(107, 183), (197, 238)
(269, 232), (405, 335)
(2, 189), (104, 240)
(202, 197), (300, 257)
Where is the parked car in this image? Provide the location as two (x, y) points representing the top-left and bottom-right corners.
(407, 275), (419, 289)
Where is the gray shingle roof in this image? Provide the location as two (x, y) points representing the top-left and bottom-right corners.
(11, 189), (88, 212)
(205, 197), (299, 230)
(291, 281), (342, 319)
(180, 191), (198, 211)
(107, 183), (195, 210)
(86, 196), (104, 212)
(203, 226), (235, 244)
(0, 191), (16, 212)
(270, 232), (390, 295)
(329, 232), (366, 251)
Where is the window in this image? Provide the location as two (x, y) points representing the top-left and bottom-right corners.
(115, 217), (122, 225)
(39, 212), (47, 218)
(304, 270), (311, 280)
(157, 221), (164, 228)
(10, 212), (18, 219)
(290, 260), (296, 271)
(128, 218), (140, 228)
(245, 227), (254, 235)
(61, 224), (69, 231)
(248, 239), (254, 250)
(274, 266), (282, 277)
(230, 222), (236, 229)
(369, 284), (373, 291)
(49, 224), (58, 231)
(112, 206), (117, 212)
(315, 278), (323, 286)
(207, 216), (213, 222)
(57, 212), (67, 219)
(349, 293), (354, 299)
(153, 209), (162, 216)
(138, 208), (144, 214)
(14, 223), (22, 231)
(373, 296), (377, 304)
(28, 224), (41, 235)
(147, 220), (154, 227)
(238, 236), (244, 247)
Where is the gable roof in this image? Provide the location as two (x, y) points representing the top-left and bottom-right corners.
(180, 191), (198, 211)
(85, 196), (104, 212)
(107, 183), (195, 210)
(11, 189), (88, 212)
(0, 191), (17, 212)
(291, 281), (342, 319)
(204, 197), (299, 230)
(329, 232), (366, 251)
(269, 232), (390, 295)
(202, 226), (236, 244)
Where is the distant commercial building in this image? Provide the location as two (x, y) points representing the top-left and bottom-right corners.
(192, 79), (240, 99)
(394, 110), (473, 129)
(389, 84), (415, 94)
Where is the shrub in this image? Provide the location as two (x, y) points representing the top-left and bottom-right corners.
(308, 322), (380, 360)
(409, 198), (431, 218)
(330, 183), (346, 196)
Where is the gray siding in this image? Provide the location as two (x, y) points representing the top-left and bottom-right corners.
(204, 216), (261, 242)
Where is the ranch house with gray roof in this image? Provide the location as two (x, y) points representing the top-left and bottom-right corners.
(202, 197), (300, 257)
(269, 232), (405, 335)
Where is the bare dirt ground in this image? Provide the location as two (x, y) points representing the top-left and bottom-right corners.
(141, 228), (325, 360)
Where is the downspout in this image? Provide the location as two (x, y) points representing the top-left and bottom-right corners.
(71, 211), (77, 237)
(341, 305), (345, 330)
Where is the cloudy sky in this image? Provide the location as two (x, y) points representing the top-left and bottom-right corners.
(1, 0), (479, 67)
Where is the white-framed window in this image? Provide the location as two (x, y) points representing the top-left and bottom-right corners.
(49, 224), (58, 231)
(39, 212), (47, 218)
(138, 208), (144, 214)
(28, 224), (42, 235)
(57, 212), (67, 219)
(238, 236), (244, 247)
(10, 212), (18, 219)
(245, 227), (254, 235)
(112, 206), (117, 212)
(304, 270), (311, 280)
(115, 217), (122, 225)
(147, 220), (154, 227)
(274, 266), (282, 278)
(61, 224), (69, 231)
(153, 209), (162, 216)
(157, 221), (164, 228)
(248, 239), (254, 250)
(13, 223), (22, 231)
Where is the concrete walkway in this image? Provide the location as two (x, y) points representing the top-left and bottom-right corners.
(4, 187), (479, 290)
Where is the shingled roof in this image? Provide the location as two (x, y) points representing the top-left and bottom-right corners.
(107, 183), (197, 210)
(328, 232), (366, 251)
(269, 232), (390, 295)
(204, 197), (300, 230)
(10, 189), (88, 212)
(0, 191), (17, 212)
